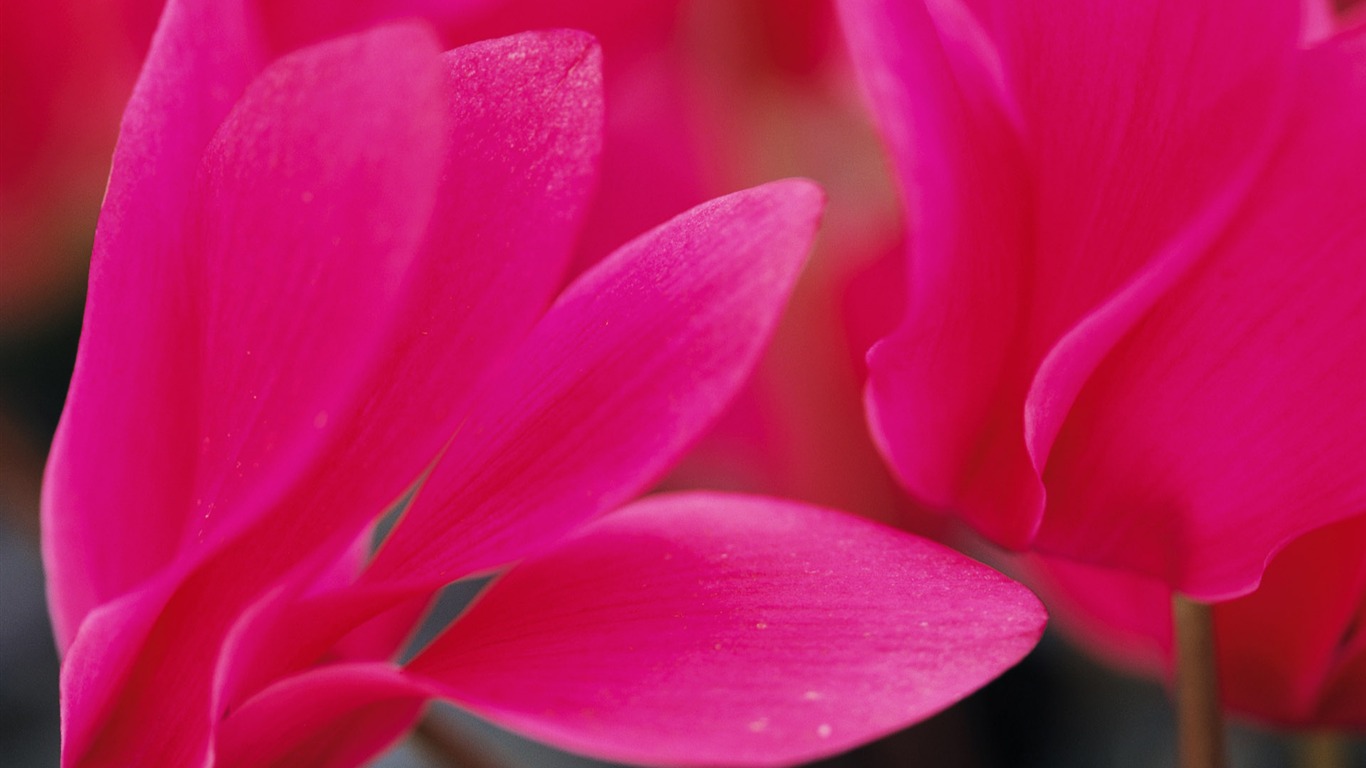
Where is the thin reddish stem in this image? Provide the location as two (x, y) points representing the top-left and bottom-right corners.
(1174, 594), (1225, 768)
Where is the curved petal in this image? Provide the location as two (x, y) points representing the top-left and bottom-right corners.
(983, 0), (1299, 390)
(56, 25), (453, 767)
(406, 492), (1046, 766)
(363, 180), (824, 584)
(64, 35), (608, 764)
(214, 581), (429, 714)
(41, 0), (269, 652)
(1303, 0), (1337, 44)
(1035, 30), (1366, 597)
(841, 0), (1034, 544)
(1214, 515), (1366, 726)
(849, 0), (1302, 550)
(183, 21), (449, 552)
(235, 31), (604, 577)
(209, 532), (429, 711)
(58, 584), (178, 767)
(215, 663), (427, 768)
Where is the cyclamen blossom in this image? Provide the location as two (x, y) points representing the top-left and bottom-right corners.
(3, 0), (913, 533)
(44, 4), (1046, 767)
(840, 0), (1366, 599)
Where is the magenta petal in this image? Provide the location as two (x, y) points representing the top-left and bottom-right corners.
(46, 20), (452, 659)
(182, 22), (449, 554)
(977, 0), (1300, 360)
(216, 663), (426, 768)
(1213, 515), (1366, 725)
(240, 31), (604, 576)
(197, 39), (607, 702)
(55, 25), (461, 767)
(325, 592), (435, 664)
(1012, 0), (1303, 558)
(58, 584), (176, 766)
(214, 581), (428, 713)
(848, 0), (1302, 551)
(364, 181), (824, 584)
(841, 0), (1036, 545)
(406, 492), (1045, 767)
(223, 521), (428, 704)
(57, 30), (607, 767)
(1302, 0), (1336, 44)
(40, 0), (270, 652)
(1034, 31), (1366, 597)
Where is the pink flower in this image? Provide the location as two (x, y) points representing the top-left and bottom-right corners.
(43, 3), (1046, 766)
(1022, 512), (1366, 727)
(840, 0), (1366, 599)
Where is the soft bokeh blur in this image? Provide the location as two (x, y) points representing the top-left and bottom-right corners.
(2, 0), (1363, 765)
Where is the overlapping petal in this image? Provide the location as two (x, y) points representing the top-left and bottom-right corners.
(842, 0), (1032, 544)
(218, 494), (1044, 768)
(54, 21), (451, 765)
(46, 9), (608, 661)
(845, 0), (1362, 598)
(200, 29), (606, 604)
(215, 663), (428, 768)
(364, 180), (823, 583)
(41, 0), (270, 650)
(45, 4), (1058, 765)
(55, 20), (605, 756)
(259, 0), (700, 272)
(211, 179), (828, 718)
(847, 0), (1299, 542)
(184, 22), (449, 554)
(1034, 27), (1366, 597)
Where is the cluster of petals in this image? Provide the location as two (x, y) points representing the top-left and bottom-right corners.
(841, 0), (1366, 600)
(41, 2), (1048, 766)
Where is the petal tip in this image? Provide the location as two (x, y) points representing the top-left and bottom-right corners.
(762, 176), (827, 223)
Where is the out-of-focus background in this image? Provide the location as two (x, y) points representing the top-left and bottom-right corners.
(2, 0), (1364, 765)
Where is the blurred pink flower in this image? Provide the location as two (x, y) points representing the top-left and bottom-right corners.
(43, 4), (1046, 766)
(0, 0), (159, 331)
(841, 0), (1366, 599)
(635, 0), (931, 536)
(1022, 512), (1366, 728)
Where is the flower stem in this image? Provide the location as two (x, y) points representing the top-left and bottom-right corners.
(1173, 594), (1225, 768)
(1296, 731), (1347, 768)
